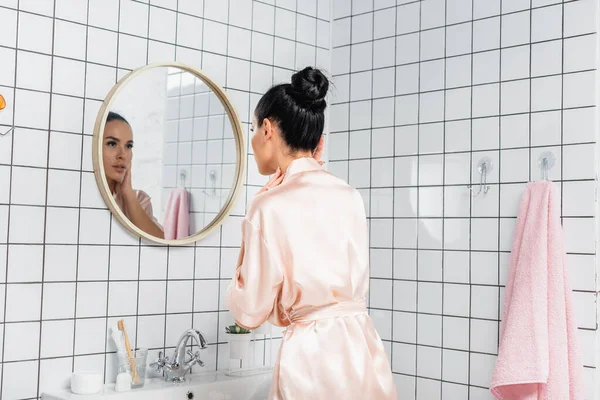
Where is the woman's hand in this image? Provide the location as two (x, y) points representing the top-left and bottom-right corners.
(115, 167), (135, 199)
(257, 167), (284, 195)
(314, 136), (325, 166)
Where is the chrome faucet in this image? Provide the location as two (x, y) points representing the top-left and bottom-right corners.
(150, 329), (208, 382)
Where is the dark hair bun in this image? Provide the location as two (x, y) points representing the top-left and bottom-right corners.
(290, 67), (329, 111)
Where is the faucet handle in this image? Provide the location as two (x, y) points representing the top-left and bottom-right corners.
(186, 350), (204, 368)
(150, 351), (168, 373)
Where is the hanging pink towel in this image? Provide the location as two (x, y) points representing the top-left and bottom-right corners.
(163, 187), (190, 240)
(490, 181), (584, 399)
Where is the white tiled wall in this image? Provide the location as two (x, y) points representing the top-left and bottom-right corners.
(329, 0), (598, 399)
(0, 0), (330, 398)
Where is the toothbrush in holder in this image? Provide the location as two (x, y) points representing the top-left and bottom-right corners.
(117, 320), (138, 385)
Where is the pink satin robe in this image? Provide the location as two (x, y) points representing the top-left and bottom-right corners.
(226, 157), (397, 400)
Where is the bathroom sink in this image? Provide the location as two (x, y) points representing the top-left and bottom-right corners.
(42, 370), (272, 400)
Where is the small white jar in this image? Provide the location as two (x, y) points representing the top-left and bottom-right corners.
(71, 371), (103, 394)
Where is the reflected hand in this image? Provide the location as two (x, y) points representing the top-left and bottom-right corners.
(115, 167), (134, 198)
(313, 136), (324, 166)
(257, 168), (284, 195)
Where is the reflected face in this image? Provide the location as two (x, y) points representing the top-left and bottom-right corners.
(251, 116), (278, 176)
(103, 120), (133, 184)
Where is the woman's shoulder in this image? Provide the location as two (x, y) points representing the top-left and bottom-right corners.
(134, 190), (153, 205)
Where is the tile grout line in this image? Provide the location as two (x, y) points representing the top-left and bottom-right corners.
(215, 0), (231, 371)
(34, 0), (57, 395)
(389, 0), (397, 382)
(70, 0), (91, 384)
(440, 0), (448, 395)
(467, 0), (476, 396)
(414, 1), (422, 396)
(0, 0), (21, 397)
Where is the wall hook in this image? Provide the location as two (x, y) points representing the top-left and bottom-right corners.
(0, 94), (14, 136)
(0, 127), (14, 136)
(537, 151), (556, 181)
(469, 157), (493, 197)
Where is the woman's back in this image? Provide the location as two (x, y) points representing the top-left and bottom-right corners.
(248, 157), (369, 312)
(227, 157), (397, 399)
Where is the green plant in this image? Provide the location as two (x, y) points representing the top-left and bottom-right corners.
(225, 324), (251, 334)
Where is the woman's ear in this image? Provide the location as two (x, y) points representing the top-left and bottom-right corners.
(262, 118), (274, 141)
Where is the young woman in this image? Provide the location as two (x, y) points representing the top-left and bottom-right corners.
(102, 111), (164, 239)
(226, 67), (396, 399)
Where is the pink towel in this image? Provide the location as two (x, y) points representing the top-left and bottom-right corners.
(163, 188), (190, 240)
(490, 181), (584, 399)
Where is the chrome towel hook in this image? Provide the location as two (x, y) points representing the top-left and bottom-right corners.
(538, 151), (556, 181)
(0, 127), (14, 136)
(0, 94), (14, 136)
(469, 157), (493, 197)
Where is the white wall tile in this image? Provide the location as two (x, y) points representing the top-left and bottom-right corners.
(18, 11), (53, 54)
(473, 17), (500, 52)
(39, 357), (73, 394)
(108, 281), (138, 316)
(333, 0), (351, 18)
(397, 3), (420, 35)
(0, 7), (17, 48)
(167, 280), (193, 313)
(54, 20), (87, 60)
(443, 349), (469, 384)
(2, 361), (38, 399)
(76, 282), (108, 318)
(417, 346), (441, 380)
(6, 283), (40, 321)
(79, 209), (111, 245)
(7, 244), (42, 283)
(420, 60), (444, 92)
(56, 0), (88, 23)
(10, 166), (46, 206)
(564, 34), (596, 73)
(501, 10), (530, 47)
(14, 89), (50, 130)
(16, 50), (51, 92)
(531, 39), (562, 77)
(9, 205), (45, 244)
(41, 246), (74, 283)
(470, 353), (496, 388)
(500, 80), (529, 115)
(41, 319), (75, 358)
(43, 282), (76, 320)
(253, 2), (275, 35)
(564, 71), (596, 108)
(564, 0), (597, 37)
(532, 4), (562, 42)
(4, 321), (39, 362)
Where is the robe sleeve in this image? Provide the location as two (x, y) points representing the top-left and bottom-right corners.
(226, 218), (284, 330)
(137, 190), (162, 228)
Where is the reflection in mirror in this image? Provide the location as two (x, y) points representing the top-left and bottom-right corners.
(102, 66), (237, 240)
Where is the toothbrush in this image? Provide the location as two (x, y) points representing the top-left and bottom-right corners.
(117, 320), (139, 385)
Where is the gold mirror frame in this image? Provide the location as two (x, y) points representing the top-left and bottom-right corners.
(92, 62), (246, 245)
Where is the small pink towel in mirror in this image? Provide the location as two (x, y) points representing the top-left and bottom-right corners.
(163, 187), (189, 240)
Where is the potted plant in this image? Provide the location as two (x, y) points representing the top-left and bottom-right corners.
(225, 324), (252, 359)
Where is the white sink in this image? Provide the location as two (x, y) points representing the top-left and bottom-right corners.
(42, 371), (272, 400)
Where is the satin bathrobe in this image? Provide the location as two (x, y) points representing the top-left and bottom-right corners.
(226, 157), (397, 400)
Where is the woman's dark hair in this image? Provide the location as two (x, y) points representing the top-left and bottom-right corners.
(255, 66), (329, 152)
(107, 111), (129, 125)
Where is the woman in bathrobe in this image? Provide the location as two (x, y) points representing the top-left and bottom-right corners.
(226, 67), (396, 400)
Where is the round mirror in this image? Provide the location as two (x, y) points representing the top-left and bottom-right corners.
(92, 63), (246, 245)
